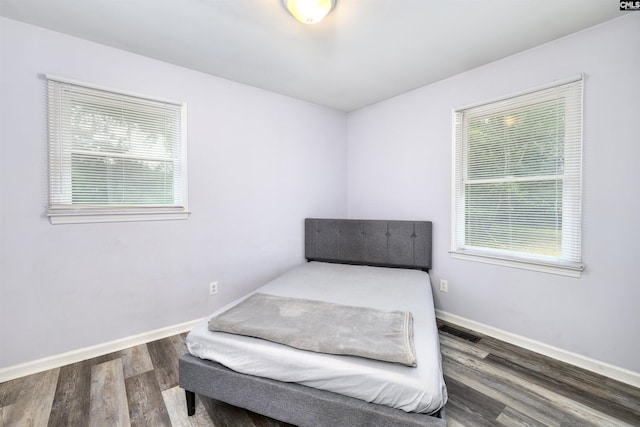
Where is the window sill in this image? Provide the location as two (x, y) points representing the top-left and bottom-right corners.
(48, 209), (191, 225)
(450, 250), (584, 278)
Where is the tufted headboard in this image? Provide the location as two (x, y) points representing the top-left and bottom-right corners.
(305, 218), (432, 271)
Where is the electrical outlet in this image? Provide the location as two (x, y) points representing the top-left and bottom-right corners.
(209, 281), (218, 295)
(439, 279), (448, 293)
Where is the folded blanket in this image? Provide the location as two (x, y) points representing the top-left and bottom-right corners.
(208, 293), (416, 367)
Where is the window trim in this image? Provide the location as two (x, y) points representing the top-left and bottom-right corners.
(47, 207), (191, 225)
(450, 75), (585, 277)
(46, 75), (190, 224)
(449, 250), (584, 278)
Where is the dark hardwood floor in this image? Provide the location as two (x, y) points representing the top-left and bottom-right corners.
(1, 321), (638, 426)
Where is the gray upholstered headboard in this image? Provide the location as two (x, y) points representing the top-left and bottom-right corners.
(305, 218), (432, 271)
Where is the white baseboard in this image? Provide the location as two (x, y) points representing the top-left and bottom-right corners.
(436, 309), (640, 389)
(5, 312), (639, 390)
(0, 318), (203, 383)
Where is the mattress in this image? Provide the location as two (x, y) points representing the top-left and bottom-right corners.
(186, 261), (448, 414)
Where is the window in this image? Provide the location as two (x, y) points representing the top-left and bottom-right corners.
(47, 76), (189, 224)
(451, 76), (584, 277)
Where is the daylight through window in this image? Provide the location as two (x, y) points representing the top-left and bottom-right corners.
(451, 76), (584, 276)
(47, 77), (188, 224)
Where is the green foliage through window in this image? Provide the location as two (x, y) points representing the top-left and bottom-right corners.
(464, 100), (565, 257)
(48, 78), (185, 210)
(453, 77), (583, 270)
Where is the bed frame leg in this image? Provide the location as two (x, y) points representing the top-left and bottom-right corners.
(185, 390), (196, 416)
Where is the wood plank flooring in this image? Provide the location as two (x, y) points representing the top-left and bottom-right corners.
(1, 322), (638, 426)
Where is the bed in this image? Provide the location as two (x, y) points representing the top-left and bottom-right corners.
(179, 218), (448, 426)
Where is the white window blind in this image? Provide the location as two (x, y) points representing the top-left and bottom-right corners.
(452, 76), (584, 276)
(47, 76), (188, 224)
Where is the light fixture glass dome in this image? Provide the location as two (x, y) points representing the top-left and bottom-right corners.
(282, 0), (336, 25)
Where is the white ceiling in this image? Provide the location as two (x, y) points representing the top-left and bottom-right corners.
(0, 0), (625, 111)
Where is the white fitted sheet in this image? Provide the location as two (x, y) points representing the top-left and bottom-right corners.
(186, 261), (448, 414)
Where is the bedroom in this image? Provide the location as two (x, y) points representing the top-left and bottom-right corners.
(0, 1), (639, 425)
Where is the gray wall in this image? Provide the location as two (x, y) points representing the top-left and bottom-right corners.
(0, 18), (348, 368)
(347, 14), (640, 373)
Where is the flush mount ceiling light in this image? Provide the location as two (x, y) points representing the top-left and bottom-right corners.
(282, 0), (336, 25)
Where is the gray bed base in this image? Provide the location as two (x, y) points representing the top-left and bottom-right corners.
(179, 218), (445, 426)
(179, 354), (445, 426)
